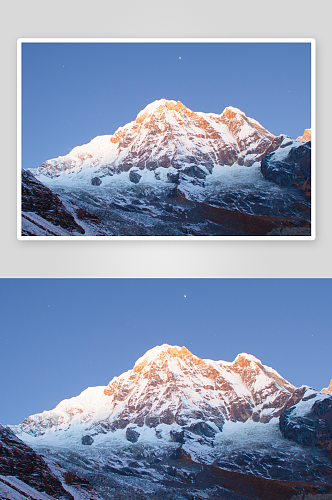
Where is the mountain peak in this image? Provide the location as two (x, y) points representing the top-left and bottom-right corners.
(134, 343), (194, 362)
(297, 128), (311, 142)
(234, 352), (262, 364)
(136, 98), (188, 119)
(15, 344), (298, 444)
(35, 99), (277, 184)
(322, 380), (332, 395)
(222, 106), (246, 116)
(132, 344), (200, 375)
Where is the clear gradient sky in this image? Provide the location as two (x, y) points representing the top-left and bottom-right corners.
(21, 41), (312, 171)
(1, 278), (330, 425)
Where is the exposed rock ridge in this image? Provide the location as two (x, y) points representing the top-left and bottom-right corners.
(322, 380), (332, 395)
(16, 344), (296, 440)
(297, 128), (311, 142)
(34, 99), (278, 181)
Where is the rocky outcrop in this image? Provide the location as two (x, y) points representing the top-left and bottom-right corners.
(126, 427), (140, 443)
(261, 137), (311, 199)
(0, 424), (73, 499)
(81, 435), (94, 445)
(170, 430), (185, 443)
(188, 421), (216, 438)
(322, 381), (332, 395)
(91, 176), (102, 185)
(297, 128), (311, 142)
(279, 388), (332, 458)
(129, 169), (142, 184)
(182, 165), (207, 179)
(166, 171), (180, 184)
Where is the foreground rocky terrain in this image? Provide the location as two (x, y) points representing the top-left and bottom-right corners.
(0, 424), (74, 499)
(21, 169), (108, 236)
(3, 345), (331, 499)
(21, 100), (311, 237)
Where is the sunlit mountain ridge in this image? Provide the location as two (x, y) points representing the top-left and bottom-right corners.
(6, 344), (332, 500)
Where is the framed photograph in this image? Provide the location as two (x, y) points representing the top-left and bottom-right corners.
(18, 39), (315, 240)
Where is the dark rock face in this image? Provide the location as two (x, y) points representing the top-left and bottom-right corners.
(81, 435), (94, 445)
(21, 169), (85, 235)
(170, 430), (185, 443)
(129, 170), (142, 184)
(0, 424), (73, 499)
(182, 165), (207, 179)
(188, 421), (216, 438)
(261, 140), (311, 199)
(91, 176), (102, 186)
(64, 472), (92, 490)
(167, 171), (180, 184)
(279, 393), (332, 455)
(126, 427), (140, 443)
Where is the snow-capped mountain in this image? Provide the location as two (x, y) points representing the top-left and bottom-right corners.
(15, 345), (296, 443)
(9, 346), (332, 500)
(22, 99), (312, 237)
(34, 99), (276, 184)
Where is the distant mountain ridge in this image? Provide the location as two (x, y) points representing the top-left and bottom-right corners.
(15, 345), (297, 442)
(33, 99), (278, 183)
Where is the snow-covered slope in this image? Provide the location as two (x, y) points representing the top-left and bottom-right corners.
(33, 99), (276, 185)
(14, 345), (296, 445)
(0, 476), (59, 500)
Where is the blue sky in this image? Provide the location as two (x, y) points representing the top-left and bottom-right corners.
(21, 41), (312, 171)
(0, 278), (330, 425)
